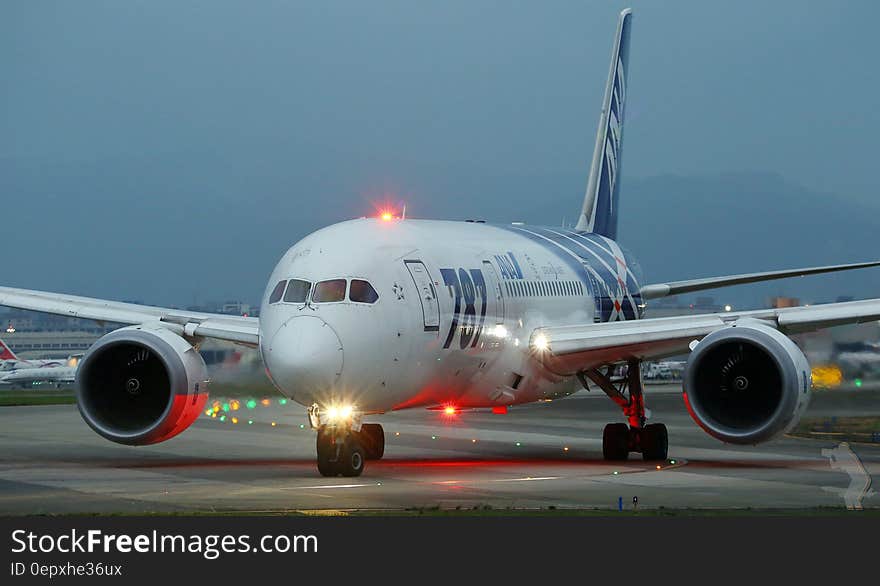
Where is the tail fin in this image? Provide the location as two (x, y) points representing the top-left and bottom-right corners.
(0, 339), (17, 361)
(575, 8), (633, 238)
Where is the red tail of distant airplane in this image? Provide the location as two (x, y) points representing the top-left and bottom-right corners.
(0, 339), (18, 361)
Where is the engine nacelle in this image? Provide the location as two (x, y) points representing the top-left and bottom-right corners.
(76, 325), (209, 445)
(683, 320), (811, 445)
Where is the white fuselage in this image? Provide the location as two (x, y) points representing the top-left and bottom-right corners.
(259, 218), (643, 414)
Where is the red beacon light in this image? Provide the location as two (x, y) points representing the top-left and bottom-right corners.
(377, 204), (406, 222)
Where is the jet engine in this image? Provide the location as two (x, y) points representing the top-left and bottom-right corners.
(75, 325), (208, 445)
(683, 320), (811, 445)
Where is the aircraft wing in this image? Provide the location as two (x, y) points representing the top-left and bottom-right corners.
(0, 286), (260, 347)
(638, 260), (880, 300)
(531, 298), (880, 374)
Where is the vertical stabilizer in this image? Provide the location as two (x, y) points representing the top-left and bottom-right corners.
(575, 8), (633, 238)
(0, 339), (18, 361)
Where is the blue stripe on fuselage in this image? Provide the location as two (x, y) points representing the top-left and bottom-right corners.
(494, 225), (643, 322)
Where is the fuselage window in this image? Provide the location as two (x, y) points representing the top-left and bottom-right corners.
(313, 279), (347, 303)
(269, 280), (287, 304)
(350, 279), (379, 304)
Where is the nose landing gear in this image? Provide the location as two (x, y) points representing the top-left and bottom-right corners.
(579, 359), (668, 462)
(316, 428), (365, 477)
(310, 404), (385, 477)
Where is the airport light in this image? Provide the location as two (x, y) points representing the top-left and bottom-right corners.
(855, 378), (863, 388)
(724, 304), (733, 312)
(246, 399), (257, 409)
(5, 325), (14, 334)
(444, 406), (457, 416)
(381, 212), (393, 221)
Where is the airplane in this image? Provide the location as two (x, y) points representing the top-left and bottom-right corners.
(0, 338), (70, 372)
(2, 8), (880, 477)
(0, 364), (77, 389)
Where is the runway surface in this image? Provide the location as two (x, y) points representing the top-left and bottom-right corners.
(0, 386), (877, 513)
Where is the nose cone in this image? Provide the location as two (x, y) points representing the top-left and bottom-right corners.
(263, 316), (344, 398)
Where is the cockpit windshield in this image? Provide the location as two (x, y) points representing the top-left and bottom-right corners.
(313, 279), (347, 303)
(349, 279), (379, 304)
(283, 279), (311, 303)
(268, 280), (287, 304)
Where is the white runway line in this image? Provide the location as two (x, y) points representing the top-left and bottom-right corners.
(287, 483), (374, 490)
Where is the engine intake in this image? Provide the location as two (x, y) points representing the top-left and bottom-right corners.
(683, 320), (811, 444)
(76, 326), (208, 445)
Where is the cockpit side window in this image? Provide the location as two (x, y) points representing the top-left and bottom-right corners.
(268, 280), (287, 304)
(283, 279), (311, 303)
(313, 279), (347, 303)
(349, 279), (379, 304)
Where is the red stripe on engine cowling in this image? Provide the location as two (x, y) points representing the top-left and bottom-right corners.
(148, 392), (209, 444)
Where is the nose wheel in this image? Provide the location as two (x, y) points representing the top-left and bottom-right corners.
(315, 423), (385, 477)
(316, 428), (365, 477)
(579, 360), (669, 462)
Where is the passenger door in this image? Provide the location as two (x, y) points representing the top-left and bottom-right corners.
(404, 260), (440, 331)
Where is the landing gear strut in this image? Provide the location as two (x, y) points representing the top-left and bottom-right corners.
(578, 360), (668, 462)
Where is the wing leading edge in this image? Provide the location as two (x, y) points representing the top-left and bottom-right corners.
(0, 286), (260, 347)
(532, 298), (880, 375)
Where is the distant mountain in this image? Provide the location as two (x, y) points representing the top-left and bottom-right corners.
(616, 172), (880, 307)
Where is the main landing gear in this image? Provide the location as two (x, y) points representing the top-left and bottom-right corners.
(578, 359), (668, 462)
(312, 413), (385, 477)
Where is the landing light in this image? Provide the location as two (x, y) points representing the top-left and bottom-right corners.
(324, 404), (356, 423)
(533, 334), (549, 351)
(443, 406), (457, 416)
(381, 212), (394, 221)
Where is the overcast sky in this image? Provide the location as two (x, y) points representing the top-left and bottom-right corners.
(2, 1), (878, 306)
